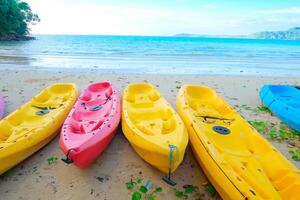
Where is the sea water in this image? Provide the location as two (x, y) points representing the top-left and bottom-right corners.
(0, 34), (300, 76)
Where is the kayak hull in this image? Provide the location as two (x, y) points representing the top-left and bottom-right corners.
(177, 85), (300, 200)
(122, 83), (188, 174)
(0, 95), (4, 119)
(0, 83), (78, 175)
(0, 132), (57, 174)
(260, 85), (300, 132)
(188, 132), (243, 200)
(61, 128), (118, 168)
(60, 81), (121, 168)
(122, 118), (177, 173)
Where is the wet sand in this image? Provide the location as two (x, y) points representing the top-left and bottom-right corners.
(0, 68), (299, 200)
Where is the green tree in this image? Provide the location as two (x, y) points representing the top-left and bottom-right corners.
(0, 0), (39, 36)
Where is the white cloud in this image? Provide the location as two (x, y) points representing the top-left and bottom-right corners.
(26, 0), (227, 35)
(25, 0), (299, 35)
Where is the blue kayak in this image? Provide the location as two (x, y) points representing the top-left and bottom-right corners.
(259, 85), (300, 131)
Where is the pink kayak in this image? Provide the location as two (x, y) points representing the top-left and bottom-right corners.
(0, 95), (4, 119)
(60, 81), (121, 168)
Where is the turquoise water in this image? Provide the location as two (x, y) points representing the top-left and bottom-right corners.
(0, 35), (300, 76)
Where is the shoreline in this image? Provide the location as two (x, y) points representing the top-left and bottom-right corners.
(0, 34), (35, 41)
(0, 68), (299, 199)
(1, 66), (300, 78)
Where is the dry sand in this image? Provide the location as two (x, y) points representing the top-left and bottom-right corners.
(0, 68), (299, 200)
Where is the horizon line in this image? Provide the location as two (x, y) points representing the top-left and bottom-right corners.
(30, 33), (244, 37)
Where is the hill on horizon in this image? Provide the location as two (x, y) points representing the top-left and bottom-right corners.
(174, 27), (300, 40)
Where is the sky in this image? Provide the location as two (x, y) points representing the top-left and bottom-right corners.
(26, 0), (300, 36)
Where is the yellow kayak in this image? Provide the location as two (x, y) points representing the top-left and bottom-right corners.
(0, 83), (78, 175)
(122, 83), (188, 176)
(176, 85), (300, 200)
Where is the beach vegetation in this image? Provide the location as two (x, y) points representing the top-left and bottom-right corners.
(255, 104), (272, 114)
(249, 120), (299, 140)
(0, 0), (39, 40)
(175, 190), (185, 198)
(154, 187), (162, 193)
(249, 120), (300, 161)
(173, 184), (209, 199)
(289, 149), (300, 161)
(206, 182), (217, 197)
(47, 155), (58, 165)
(248, 120), (274, 135)
(126, 179), (137, 189)
(132, 192), (142, 200)
(137, 178), (143, 184)
(235, 104), (272, 115)
(2, 169), (16, 177)
(139, 185), (148, 193)
(147, 196), (155, 200)
(239, 104), (252, 111)
(126, 177), (163, 199)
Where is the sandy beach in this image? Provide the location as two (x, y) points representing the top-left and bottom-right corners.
(0, 68), (299, 200)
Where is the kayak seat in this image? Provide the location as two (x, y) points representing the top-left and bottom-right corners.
(0, 121), (13, 142)
(124, 83), (160, 104)
(129, 107), (176, 136)
(80, 91), (92, 101)
(162, 118), (176, 134)
(88, 82), (111, 92)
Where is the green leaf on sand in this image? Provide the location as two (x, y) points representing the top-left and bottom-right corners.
(175, 191), (184, 198)
(268, 126), (277, 139)
(249, 120), (300, 142)
(255, 105), (272, 114)
(155, 187), (163, 193)
(132, 192), (142, 200)
(289, 150), (300, 161)
(206, 182), (217, 196)
(173, 185), (198, 198)
(139, 185), (148, 193)
(278, 124), (300, 140)
(240, 104), (252, 111)
(137, 178), (143, 184)
(184, 186), (195, 194)
(148, 195), (156, 200)
(47, 156), (58, 165)
(249, 120), (274, 135)
(126, 181), (136, 189)
(3, 169), (16, 177)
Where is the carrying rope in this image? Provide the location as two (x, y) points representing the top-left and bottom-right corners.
(163, 144), (179, 186)
(32, 105), (59, 110)
(168, 144), (179, 169)
(196, 115), (234, 125)
(33, 104), (63, 116)
(81, 96), (112, 112)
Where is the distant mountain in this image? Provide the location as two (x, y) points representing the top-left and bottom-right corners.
(248, 27), (300, 40)
(174, 27), (300, 40)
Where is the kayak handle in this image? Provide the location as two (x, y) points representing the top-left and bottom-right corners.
(61, 149), (74, 164)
